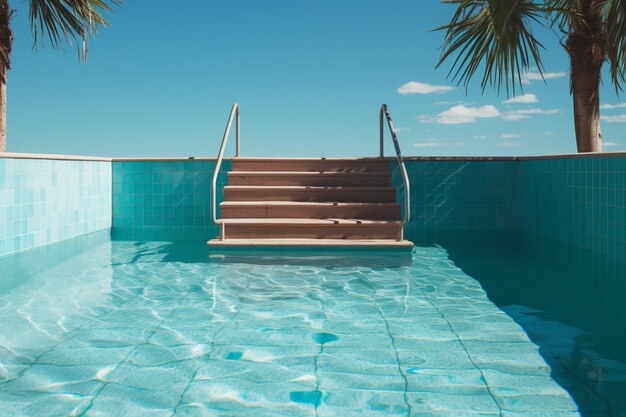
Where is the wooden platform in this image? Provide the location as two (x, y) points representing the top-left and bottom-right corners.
(207, 238), (413, 249)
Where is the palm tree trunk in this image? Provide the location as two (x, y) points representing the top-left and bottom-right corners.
(0, 70), (5, 153)
(570, 49), (603, 153)
(0, 0), (11, 153)
(567, 0), (605, 153)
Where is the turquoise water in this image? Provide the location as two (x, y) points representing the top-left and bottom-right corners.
(0, 236), (624, 416)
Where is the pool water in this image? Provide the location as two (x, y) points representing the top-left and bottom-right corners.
(0, 235), (624, 416)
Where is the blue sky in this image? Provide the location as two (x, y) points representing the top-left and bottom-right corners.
(7, 0), (626, 157)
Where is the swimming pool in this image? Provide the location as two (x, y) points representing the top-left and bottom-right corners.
(1, 234), (624, 416)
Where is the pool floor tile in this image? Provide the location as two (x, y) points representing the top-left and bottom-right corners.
(317, 371), (407, 391)
(181, 380), (316, 416)
(495, 393), (580, 413)
(406, 392), (501, 414)
(87, 383), (181, 416)
(405, 368), (491, 396)
(317, 389), (408, 416)
(0, 240), (584, 416)
(194, 359), (315, 385)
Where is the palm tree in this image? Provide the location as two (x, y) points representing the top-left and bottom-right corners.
(0, 0), (119, 152)
(436, 0), (626, 153)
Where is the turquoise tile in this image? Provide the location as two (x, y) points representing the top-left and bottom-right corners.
(518, 156), (626, 301)
(0, 158), (111, 257)
(111, 160), (224, 242)
(396, 160), (519, 243)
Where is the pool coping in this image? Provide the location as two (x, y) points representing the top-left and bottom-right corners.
(1, 151), (626, 162)
(0, 152), (112, 162)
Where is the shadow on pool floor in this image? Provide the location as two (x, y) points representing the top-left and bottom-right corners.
(445, 243), (626, 417)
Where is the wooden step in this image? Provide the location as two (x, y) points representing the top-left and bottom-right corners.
(223, 186), (397, 203)
(220, 219), (403, 240)
(227, 171), (391, 187)
(231, 158), (390, 173)
(207, 238), (413, 249)
(220, 201), (401, 219)
(207, 157), (411, 247)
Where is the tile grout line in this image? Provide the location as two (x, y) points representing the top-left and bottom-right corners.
(417, 287), (504, 416)
(374, 301), (412, 417)
(0, 288), (144, 388)
(312, 276), (328, 417)
(344, 270), (412, 416)
(76, 302), (185, 417)
(169, 277), (253, 417)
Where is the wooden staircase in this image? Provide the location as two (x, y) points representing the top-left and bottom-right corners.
(207, 158), (413, 249)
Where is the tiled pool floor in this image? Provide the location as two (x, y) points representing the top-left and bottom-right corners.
(446, 244), (626, 417)
(0, 238), (611, 416)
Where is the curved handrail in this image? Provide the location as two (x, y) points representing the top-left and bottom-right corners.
(212, 103), (240, 232)
(380, 104), (411, 225)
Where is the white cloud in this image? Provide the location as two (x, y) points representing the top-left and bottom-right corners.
(604, 141), (621, 147)
(435, 100), (469, 106)
(503, 94), (538, 104)
(526, 71), (567, 80)
(413, 141), (444, 147)
(501, 133), (522, 139)
(545, 131), (553, 136)
(513, 108), (560, 115)
(394, 127), (410, 133)
(397, 81), (454, 95)
(420, 104), (559, 125)
(522, 71), (567, 84)
(474, 135), (487, 139)
(432, 105), (501, 124)
(601, 103), (626, 110)
(502, 108), (560, 121)
(498, 141), (522, 147)
(502, 114), (528, 121)
(601, 114), (626, 123)
(412, 139), (468, 147)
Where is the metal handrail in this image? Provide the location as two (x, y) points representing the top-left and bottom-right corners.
(380, 104), (411, 225)
(212, 103), (240, 238)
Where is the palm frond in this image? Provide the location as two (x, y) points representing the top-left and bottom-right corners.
(436, 0), (548, 96)
(606, 0), (626, 91)
(29, 0), (121, 61)
(545, 0), (579, 32)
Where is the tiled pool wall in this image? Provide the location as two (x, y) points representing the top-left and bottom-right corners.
(392, 155), (626, 300)
(111, 160), (230, 241)
(393, 160), (519, 243)
(1, 154), (625, 299)
(113, 159), (519, 244)
(0, 157), (111, 257)
(518, 156), (626, 301)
